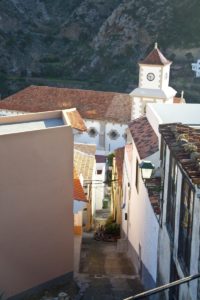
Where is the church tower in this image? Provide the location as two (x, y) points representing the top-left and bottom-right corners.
(130, 43), (177, 119)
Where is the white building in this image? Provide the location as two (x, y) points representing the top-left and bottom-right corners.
(0, 86), (131, 155)
(121, 103), (200, 291)
(94, 155), (106, 211)
(191, 59), (200, 77)
(130, 43), (177, 119)
(158, 123), (200, 300)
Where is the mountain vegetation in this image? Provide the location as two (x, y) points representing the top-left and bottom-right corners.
(0, 0), (199, 101)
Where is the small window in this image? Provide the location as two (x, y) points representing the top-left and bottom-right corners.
(97, 170), (102, 175)
(88, 127), (98, 138)
(108, 129), (119, 140)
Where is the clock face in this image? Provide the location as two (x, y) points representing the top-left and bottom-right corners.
(147, 72), (155, 81)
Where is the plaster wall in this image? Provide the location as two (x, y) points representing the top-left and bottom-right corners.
(94, 162), (106, 211)
(140, 66), (162, 89)
(125, 141), (159, 288)
(121, 150), (132, 237)
(74, 119), (127, 153)
(0, 126), (73, 298)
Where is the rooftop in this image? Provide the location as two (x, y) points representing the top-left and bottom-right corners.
(0, 118), (63, 135)
(0, 85), (131, 124)
(74, 143), (96, 156)
(139, 44), (171, 66)
(0, 108), (86, 135)
(145, 178), (161, 216)
(74, 149), (95, 182)
(73, 168), (87, 202)
(147, 103), (200, 125)
(128, 117), (159, 159)
(159, 123), (200, 184)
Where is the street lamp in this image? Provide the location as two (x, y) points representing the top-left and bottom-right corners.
(139, 161), (155, 181)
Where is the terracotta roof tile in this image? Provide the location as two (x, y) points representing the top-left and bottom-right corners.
(73, 168), (87, 202)
(159, 123), (200, 184)
(128, 117), (159, 159)
(74, 143), (96, 156)
(115, 147), (125, 186)
(0, 85), (131, 123)
(140, 47), (171, 66)
(145, 178), (161, 216)
(65, 109), (87, 131)
(74, 149), (95, 181)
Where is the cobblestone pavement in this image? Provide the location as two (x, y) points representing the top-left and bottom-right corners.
(75, 232), (144, 300)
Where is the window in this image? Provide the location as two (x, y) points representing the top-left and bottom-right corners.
(97, 169), (102, 175)
(88, 127), (98, 138)
(166, 155), (178, 240)
(108, 129), (119, 140)
(160, 138), (166, 166)
(135, 159), (140, 192)
(178, 178), (194, 274)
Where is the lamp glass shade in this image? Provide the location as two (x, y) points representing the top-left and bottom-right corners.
(139, 161), (155, 179)
(141, 168), (153, 179)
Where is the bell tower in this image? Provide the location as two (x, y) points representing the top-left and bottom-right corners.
(130, 43), (177, 119)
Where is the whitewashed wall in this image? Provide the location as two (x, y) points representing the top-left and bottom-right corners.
(123, 140), (159, 288)
(121, 147), (132, 238)
(93, 162), (106, 211)
(74, 119), (127, 153)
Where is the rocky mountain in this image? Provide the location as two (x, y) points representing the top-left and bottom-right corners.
(0, 0), (200, 101)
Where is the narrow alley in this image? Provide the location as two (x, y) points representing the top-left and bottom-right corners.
(75, 231), (144, 300)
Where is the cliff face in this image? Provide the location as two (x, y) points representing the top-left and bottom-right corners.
(0, 0), (200, 100)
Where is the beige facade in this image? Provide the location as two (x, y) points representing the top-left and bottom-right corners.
(0, 111), (74, 298)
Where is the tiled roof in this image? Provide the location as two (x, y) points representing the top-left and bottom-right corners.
(145, 178), (161, 216)
(128, 117), (159, 159)
(140, 47), (171, 66)
(73, 168), (87, 202)
(173, 96), (185, 104)
(64, 109), (87, 131)
(159, 123), (200, 184)
(74, 143), (96, 156)
(0, 85), (131, 123)
(115, 147), (125, 186)
(74, 149), (95, 181)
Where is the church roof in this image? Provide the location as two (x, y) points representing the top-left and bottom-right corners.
(140, 44), (171, 66)
(0, 85), (131, 124)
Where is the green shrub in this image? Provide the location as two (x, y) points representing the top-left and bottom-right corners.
(104, 223), (120, 236)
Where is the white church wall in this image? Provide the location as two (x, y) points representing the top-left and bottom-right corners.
(75, 119), (127, 153)
(74, 119), (100, 146)
(105, 123), (127, 153)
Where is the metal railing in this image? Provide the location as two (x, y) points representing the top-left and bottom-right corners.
(123, 273), (200, 299)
